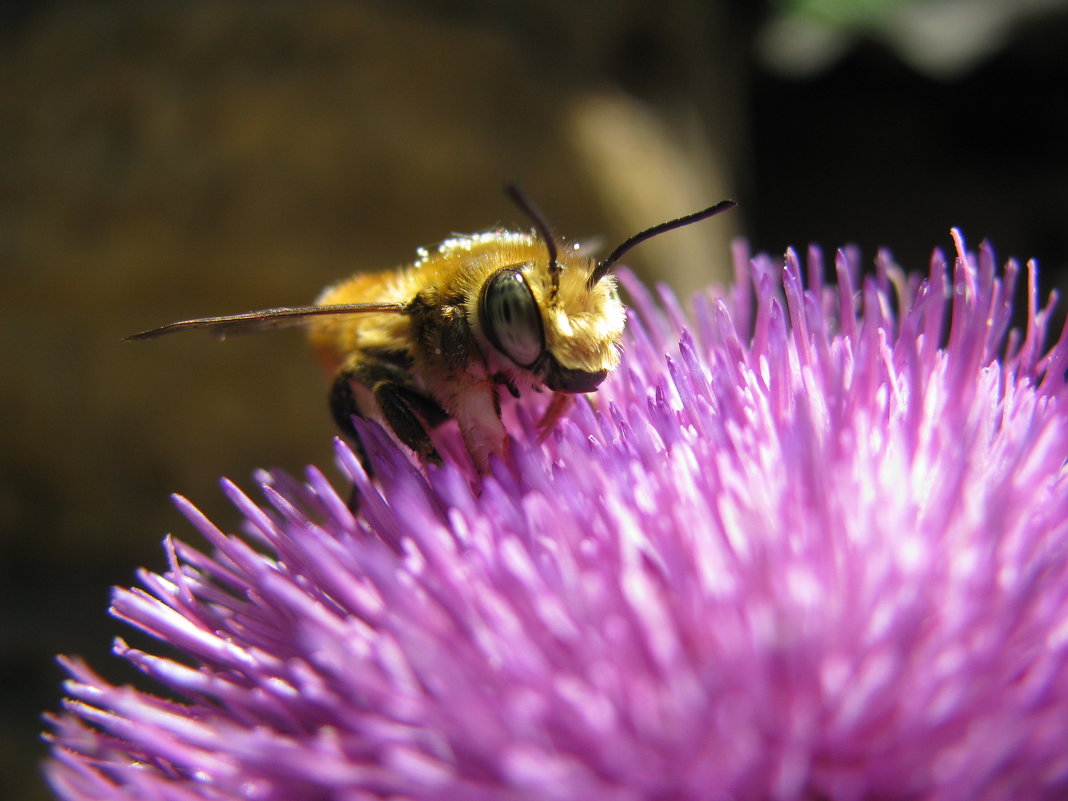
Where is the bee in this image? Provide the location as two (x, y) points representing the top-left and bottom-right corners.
(130, 186), (735, 471)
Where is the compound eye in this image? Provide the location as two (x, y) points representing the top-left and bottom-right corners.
(479, 269), (544, 368)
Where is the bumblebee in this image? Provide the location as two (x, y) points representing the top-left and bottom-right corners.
(130, 187), (735, 471)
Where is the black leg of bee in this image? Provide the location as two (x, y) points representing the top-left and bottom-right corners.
(331, 357), (450, 476)
(493, 372), (521, 399)
(395, 384), (450, 428)
(329, 368), (365, 443)
(329, 369), (374, 514)
(373, 383), (443, 466)
(331, 361), (446, 514)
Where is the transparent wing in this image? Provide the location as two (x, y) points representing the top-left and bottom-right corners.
(127, 302), (409, 340)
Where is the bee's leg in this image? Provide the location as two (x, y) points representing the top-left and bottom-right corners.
(536, 392), (575, 442)
(331, 358), (448, 469)
(329, 367), (373, 472)
(373, 383), (445, 466)
(452, 381), (508, 472)
(492, 371), (521, 399)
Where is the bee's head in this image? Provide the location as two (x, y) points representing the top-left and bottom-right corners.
(479, 185), (735, 392)
(479, 258), (626, 392)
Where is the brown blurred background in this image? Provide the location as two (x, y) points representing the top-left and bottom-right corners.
(3, 2), (1067, 799)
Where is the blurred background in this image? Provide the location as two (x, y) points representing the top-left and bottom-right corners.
(3, 1), (1067, 799)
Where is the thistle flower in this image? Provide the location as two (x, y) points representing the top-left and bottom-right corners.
(47, 231), (1068, 801)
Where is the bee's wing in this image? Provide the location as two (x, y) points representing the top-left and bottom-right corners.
(127, 302), (408, 340)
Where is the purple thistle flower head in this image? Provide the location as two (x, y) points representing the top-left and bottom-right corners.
(46, 231), (1068, 801)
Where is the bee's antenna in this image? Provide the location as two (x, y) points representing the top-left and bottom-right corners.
(504, 183), (561, 305)
(587, 199), (737, 289)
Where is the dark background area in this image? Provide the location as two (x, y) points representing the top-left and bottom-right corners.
(3, 2), (1067, 800)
